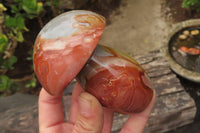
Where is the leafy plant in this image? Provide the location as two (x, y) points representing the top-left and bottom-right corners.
(26, 49), (36, 88)
(0, 0), (63, 96)
(4, 0), (43, 42)
(0, 34), (8, 53)
(0, 0), (43, 71)
(25, 74), (37, 88)
(1, 56), (17, 70)
(0, 75), (18, 95)
(0, 0), (44, 95)
(182, 0), (200, 12)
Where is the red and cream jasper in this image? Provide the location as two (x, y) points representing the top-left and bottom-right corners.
(34, 10), (105, 95)
(33, 10), (153, 114)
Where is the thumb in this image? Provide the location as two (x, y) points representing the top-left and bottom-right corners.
(72, 92), (104, 133)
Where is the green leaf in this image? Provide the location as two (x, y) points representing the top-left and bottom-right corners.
(22, 0), (38, 15)
(197, 7), (200, 12)
(11, 5), (19, 13)
(5, 16), (28, 31)
(182, 0), (200, 12)
(22, 0), (43, 17)
(0, 75), (11, 91)
(37, 2), (43, 14)
(0, 3), (7, 12)
(14, 0), (23, 3)
(45, 0), (59, 9)
(26, 14), (37, 19)
(23, 0), (37, 10)
(46, 1), (51, 6)
(0, 34), (8, 53)
(0, 57), (5, 64)
(25, 75), (36, 88)
(8, 56), (18, 69)
(1, 56), (17, 70)
(16, 17), (26, 30)
(52, 0), (59, 8)
(26, 49), (33, 61)
(5, 16), (17, 28)
(16, 31), (24, 42)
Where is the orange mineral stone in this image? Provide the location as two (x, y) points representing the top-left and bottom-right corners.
(34, 10), (153, 114)
(77, 45), (153, 113)
(33, 10), (105, 95)
(187, 48), (200, 55)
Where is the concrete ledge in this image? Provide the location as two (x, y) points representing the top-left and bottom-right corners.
(163, 19), (200, 83)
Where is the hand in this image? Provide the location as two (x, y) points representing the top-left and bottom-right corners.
(39, 83), (156, 133)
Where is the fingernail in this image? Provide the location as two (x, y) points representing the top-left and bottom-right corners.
(78, 93), (92, 117)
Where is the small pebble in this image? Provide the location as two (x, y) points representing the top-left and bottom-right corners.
(179, 34), (187, 40)
(187, 48), (200, 55)
(178, 49), (187, 56)
(179, 46), (188, 53)
(172, 46), (176, 51)
(183, 30), (189, 36)
(191, 29), (199, 35)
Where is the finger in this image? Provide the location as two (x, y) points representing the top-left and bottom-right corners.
(70, 83), (114, 133)
(102, 108), (114, 133)
(72, 92), (104, 133)
(39, 88), (65, 132)
(120, 90), (156, 133)
(69, 83), (84, 124)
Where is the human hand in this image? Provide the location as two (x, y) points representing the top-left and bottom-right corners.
(39, 83), (156, 133)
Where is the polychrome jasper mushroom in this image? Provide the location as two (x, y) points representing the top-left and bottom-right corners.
(33, 10), (153, 113)
(34, 10), (105, 95)
(77, 45), (153, 113)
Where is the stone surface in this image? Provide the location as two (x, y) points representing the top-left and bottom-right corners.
(163, 19), (200, 83)
(0, 93), (38, 133)
(99, 0), (170, 55)
(166, 122), (200, 133)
